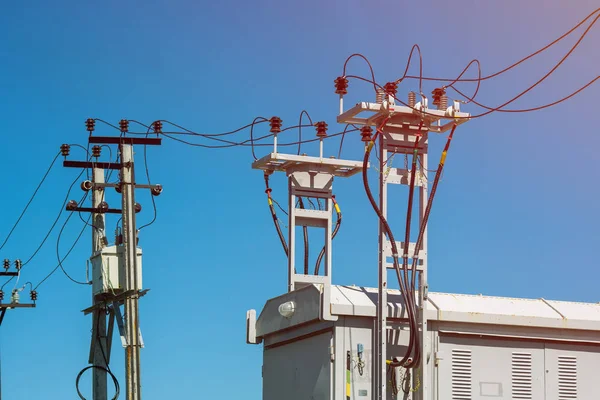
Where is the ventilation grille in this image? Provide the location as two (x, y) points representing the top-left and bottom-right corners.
(558, 356), (577, 400)
(512, 352), (532, 399)
(451, 349), (472, 400)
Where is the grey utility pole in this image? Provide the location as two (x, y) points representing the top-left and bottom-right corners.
(91, 167), (108, 400)
(120, 144), (142, 400)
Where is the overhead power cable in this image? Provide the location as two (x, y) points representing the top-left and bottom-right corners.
(0, 151), (61, 254)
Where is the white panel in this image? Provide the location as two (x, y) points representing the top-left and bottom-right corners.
(263, 332), (331, 400)
(438, 336), (545, 400)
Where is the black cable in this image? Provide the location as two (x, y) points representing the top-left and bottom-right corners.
(297, 110), (314, 155)
(33, 194), (91, 290)
(395, 44), (424, 94)
(403, 7), (600, 84)
(297, 197), (309, 275)
(314, 197), (342, 275)
(0, 151), (61, 254)
(138, 124), (158, 231)
(362, 120), (418, 368)
(264, 174), (289, 257)
(75, 365), (120, 400)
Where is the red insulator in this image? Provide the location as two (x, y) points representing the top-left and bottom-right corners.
(60, 144), (70, 157)
(334, 76), (349, 96)
(119, 119), (129, 133)
(86, 118), (95, 132)
(30, 290), (37, 301)
(432, 88), (446, 109)
(315, 121), (328, 138)
(92, 145), (101, 158)
(360, 126), (373, 142)
(384, 82), (398, 98)
(269, 117), (282, 134)
(153, 121), (163, 134)
(2, 259), (9, 270)
(0, 290), (3, 301)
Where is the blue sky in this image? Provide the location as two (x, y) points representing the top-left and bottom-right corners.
(0, 1), (598, 398)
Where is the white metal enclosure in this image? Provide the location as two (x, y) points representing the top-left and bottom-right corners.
(247, 285), (600, 400)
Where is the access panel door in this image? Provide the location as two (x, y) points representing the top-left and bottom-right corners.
(437, 335), (545, 399)
(544, 343), (600, 400)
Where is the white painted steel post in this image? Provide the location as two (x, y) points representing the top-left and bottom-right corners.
(120, 144), (142, 400)
(376, 133), (387, 399)
(92, 167), (108, 400)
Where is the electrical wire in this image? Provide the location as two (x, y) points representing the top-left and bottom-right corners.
(314, 196), (342, 275)
(0, 151), (61, 254)
(33, 194), (91, 290)
(264, 173), (289, 257)
(342, 53), (378, 93)
(297, 110), (314, 155)
(297, 197), (309, 275)
(395, 44), (424, 94)
(403, 7), (600, 84)
(75, 365), (120, 400)
(362, 118), (418, 368)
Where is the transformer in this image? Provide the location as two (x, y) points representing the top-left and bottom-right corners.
(90, 245), (143, 296)
(247, 285), (600, 400)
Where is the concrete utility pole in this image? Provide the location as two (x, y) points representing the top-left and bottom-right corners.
(120, 144), (142, 400)
(91, 167), (108, 400)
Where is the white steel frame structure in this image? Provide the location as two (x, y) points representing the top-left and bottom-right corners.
(252, 141), (364, 322)
(338, 94), (470, 399)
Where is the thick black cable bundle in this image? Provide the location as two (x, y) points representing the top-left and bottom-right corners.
(361, 126), (419, 368)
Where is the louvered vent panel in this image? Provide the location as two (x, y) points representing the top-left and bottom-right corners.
(512, 352), (532, 399)
(451, 349), (472, 400)
(558, 356), (577, 400)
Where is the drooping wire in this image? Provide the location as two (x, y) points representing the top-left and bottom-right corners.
(0, 151), (61, 254)
(298, 110), (314, 155)
(403, 7), (600, 84)
(395, 44), (424, 94)
(342, 53), (378, 94)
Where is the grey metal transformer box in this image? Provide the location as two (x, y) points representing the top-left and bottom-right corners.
(246, 285), (600, 400)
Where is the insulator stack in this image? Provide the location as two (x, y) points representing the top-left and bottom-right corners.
(66, 200), (78, 211)
(334, 76), (348, 96)
(92, 145), (101, 158)
(153, 121), (163, 134)
(315, 122), (328, 138)
(60, 144), (70, 157)
(360, 126), (373, 142)
(0, 290), (3, 301)
(30, 290), (37, 301)
(439, 94), (448, 111)
(86, 118), (95, 132)
(119, 119), (129, 133)
(375, 88), (385, 104)
(431, 88), (446, 110)
(408, 92), (416, 107)
(3, 259), (9, 271)
(14, 259), (22, 271)
(384, 82), (398, 98)
(269, 117), (282, 134)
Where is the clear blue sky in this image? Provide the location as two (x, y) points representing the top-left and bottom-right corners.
(0, 1), (598, 398)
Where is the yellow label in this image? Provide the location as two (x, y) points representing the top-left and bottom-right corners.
(367, 141), (374, 152)
(440, 151), (447, 165)
(335, 204), (341, 213)
(268, 198), (273, 206)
